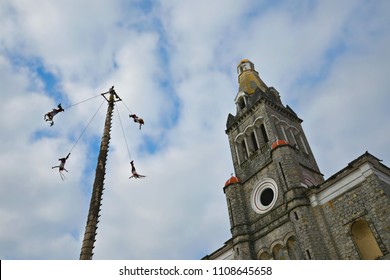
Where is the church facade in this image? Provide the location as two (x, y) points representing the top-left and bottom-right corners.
(203, 59), (390, 260)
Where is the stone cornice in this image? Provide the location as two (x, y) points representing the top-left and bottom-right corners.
(226, 95), (302, 134)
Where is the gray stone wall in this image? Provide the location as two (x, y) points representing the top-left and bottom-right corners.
(314, 173), (390, 259)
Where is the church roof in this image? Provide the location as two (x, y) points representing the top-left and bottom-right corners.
(314, 151), (390, 191)
(224, 175), (240, 187)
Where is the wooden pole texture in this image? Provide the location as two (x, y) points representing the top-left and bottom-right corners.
(79, 90), (115, 260)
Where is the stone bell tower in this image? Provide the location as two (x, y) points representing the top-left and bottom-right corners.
(223, 59), (327, 259)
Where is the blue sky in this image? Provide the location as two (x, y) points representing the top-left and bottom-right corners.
(0, 0), (389, 260)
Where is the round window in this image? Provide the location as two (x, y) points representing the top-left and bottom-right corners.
(260, 188), (274, 206)
(251, 178), (278, 214)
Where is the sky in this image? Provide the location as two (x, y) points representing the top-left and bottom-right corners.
(0, 0), (389, 260)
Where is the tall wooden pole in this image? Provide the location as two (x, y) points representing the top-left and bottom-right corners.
(79, 88), (118, 260)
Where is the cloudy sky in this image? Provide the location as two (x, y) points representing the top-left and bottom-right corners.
(0, 0), (389, 260)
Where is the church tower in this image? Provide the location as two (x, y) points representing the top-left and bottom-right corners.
(203, 59), (390, 260)
(224, 59), (327, 259)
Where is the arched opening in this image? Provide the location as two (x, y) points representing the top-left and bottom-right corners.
(258, 251), (272, 260)
(260, 124), (269, 143)
(241, 140), (248, 160)
(351, 220), (383, 260)
(272, 244), (288, 260)
(286, 236), (300, 260)
(238, 97), (246, 110)
(251, 131), (259, 151)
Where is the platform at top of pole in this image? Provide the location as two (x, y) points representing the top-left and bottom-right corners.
(101, 86), (122, 103)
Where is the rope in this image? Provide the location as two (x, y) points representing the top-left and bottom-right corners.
(115, 105), (132, 162)
(119, 99), (133, 115)
(68, 100), (105, 154)
(64, 94), (101, 110)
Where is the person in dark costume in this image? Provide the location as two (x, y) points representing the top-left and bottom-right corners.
(129, 114), (144, 130)
(44, 104), (64, 127)
(129, 160), (146, 179)
(52, 153), (70, 180)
